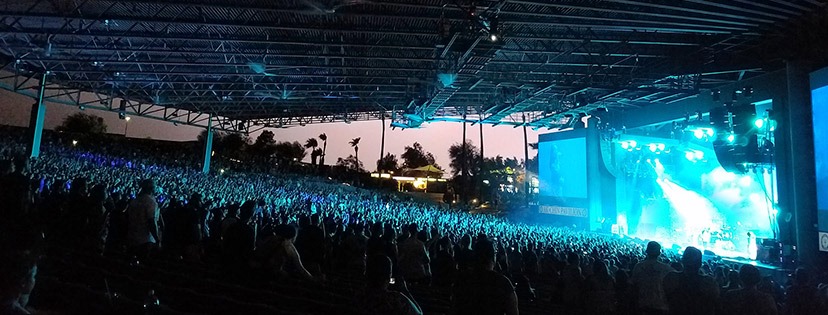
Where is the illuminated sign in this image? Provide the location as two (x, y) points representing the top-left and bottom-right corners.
(539, 205), (588, 217)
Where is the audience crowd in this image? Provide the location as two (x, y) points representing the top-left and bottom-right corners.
(1, 126), (827, 315)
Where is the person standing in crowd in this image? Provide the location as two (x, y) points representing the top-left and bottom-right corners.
(720, 264), (777, 315)
(663, 246), (719, 315)
(631, 241), (674, 315)
(0, 157), (33, 223)
(784, 268), (824, 315)
(295, 214), (326, 279)
(127, 179), (162, 259)
(398, 223), (431, 284)
(359, 255), (422, 315)
(452, 237), (519, 315)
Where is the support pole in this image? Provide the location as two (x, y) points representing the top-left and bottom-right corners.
(379, 113), (386, 173)
(784, 61), (818, 266)
(27, 72), (48, 159)
(479, 111), (485, 203)
(523, 114), (530, 208)
(461, 107), (467, 203)
(202, 114), (214, 174)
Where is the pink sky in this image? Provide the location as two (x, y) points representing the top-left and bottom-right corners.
(0, 89), (539, 169)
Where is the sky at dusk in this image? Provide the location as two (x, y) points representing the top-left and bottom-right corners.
(0, 89), (540, 169)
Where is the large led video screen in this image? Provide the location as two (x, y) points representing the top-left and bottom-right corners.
(811, 67), (828, 235)
(538, 137), (587, 200)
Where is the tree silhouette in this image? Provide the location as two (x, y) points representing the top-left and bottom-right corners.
(274, 141), (307, 164)
(319, 133), (328, 166)
(336, 154), (364, 172)
(377, 153), (400, 174)
(401, 142), (438, 169)
(304, 138), (319, 165)
(56, 112), (107, 135)
(349, 137), (361, 167)
(251, 130), (277, 162)
(448, 139), (481, 177)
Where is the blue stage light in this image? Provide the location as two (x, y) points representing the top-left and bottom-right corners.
(706, 128), (714, 137)
(693, 129), (704, 139)
(685, 151), (695, 161)
(628, 140), (637, 148)
(754, 118), (765, 129)
(648, 144), (657, 152)
(621, 141), (629, 149)
(727, 133), (736, 143)
(657, 143), (666, 151)
(694, 150), (704, 160)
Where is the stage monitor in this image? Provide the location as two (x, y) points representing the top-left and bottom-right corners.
(810, 66), (828, 251)
(537, 130), (588, 220)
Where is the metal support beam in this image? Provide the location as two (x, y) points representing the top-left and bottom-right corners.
(202, 114), (213, 174)
(27, 72), (47, 158)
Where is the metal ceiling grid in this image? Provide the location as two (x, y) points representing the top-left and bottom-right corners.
(0, 0), (824, 131)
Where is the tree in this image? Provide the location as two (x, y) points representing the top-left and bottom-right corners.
(336, 154), (364, 172)
(304, 138), (319, 165)
(377, 153), (400, 174)
(274, 141), (307, 164)
(448, 139), (481, 177)
(311, 148), (323, 166)
(526, 142), (539, 174)
(222, 133), (250, 159)
(319, 133), (328, 166)
(401, 142), (438, 169)
(251, 130), (277, 161)
(56, 112), (107, 135)
(349, 137), (361, 167)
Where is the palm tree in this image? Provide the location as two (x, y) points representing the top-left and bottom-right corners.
(304, 138), (319, 165)
(319, 133), (328, 166)
(349, 137), (361, 167)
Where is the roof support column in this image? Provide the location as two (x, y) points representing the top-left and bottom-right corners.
(27, 72), (48, 159)
(202, 114), (214, 174)
(782, 61), (818, 266)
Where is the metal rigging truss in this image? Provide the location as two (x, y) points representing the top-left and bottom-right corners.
(0, 0), (823, 130)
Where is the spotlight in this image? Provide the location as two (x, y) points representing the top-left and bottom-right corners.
(489, 33), (498, 42)
(685, 151), (695, 161)
(754, 118), (765, 129)
(649, 144), (657, 152)
(657, 143), (665, 151)
(628, 140), (637, 148)
(694, 150), (704, 160)
(72, 140), (78, 146)
(621, 141), (629, 150)
(743, 86), (753, 97)
(693, 129), (704, 139)
(706, 128), (714, 137)
(727, 133), (736, 143)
